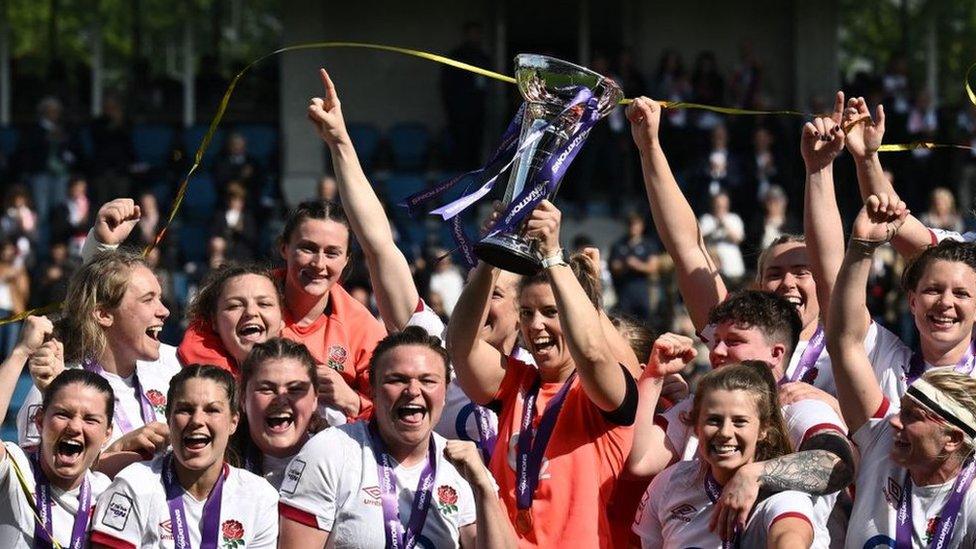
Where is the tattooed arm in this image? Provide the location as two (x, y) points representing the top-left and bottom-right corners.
(709, 431), (855, 540)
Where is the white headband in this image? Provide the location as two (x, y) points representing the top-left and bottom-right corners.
(907, 378), (976, 440)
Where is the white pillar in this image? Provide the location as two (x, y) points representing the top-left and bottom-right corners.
(90, 21), (103, 117)
(0, 8), (9, 125)
(182, 20), (195, 127)
(578, 0), (590, 66)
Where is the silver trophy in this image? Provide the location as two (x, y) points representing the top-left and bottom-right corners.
(474, 54), (623, 275)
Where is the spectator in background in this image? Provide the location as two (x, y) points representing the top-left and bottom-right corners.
(905, 90), (939, 211)
(214, 132), (265, 208)
(132, 191), (162, 249)
(730, 40), (763, 109)
(1, 185), (38, 263)
(49, 175), (91, 255)
(919, 186), (963, 233)
(0, 239), (28, 357)
(616, 48), (647, 98)
(28, 240), (73, 309)
(695, 124), (743, 210)
(691, 51), (725, 131)
(747, 184), (799, 255)
(441, 21), (490, 170)
(882, 52), (911, 115)
(18, 96), (77, 231)
(745, 125), (782, 205)
(211, 180), (258, 261)
(90, 92), (135, 208)
(609, 212), (659, 320)
(699, 190), (746, 283)
(317, 174), (339, 202)
(427, 247), (465, 317)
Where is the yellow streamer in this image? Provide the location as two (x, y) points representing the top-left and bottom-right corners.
(2, 41), (976, 326)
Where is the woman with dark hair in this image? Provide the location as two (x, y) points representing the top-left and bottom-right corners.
(633, 362), (817, 548)
(0, 317), (115, 549)
(91, 365), (278, 549)
(278, 327), (515, 548)
(231, 338), (322, 488)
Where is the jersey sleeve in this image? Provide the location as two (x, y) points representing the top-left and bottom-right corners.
(177, 320), (237, 374)
(16, 385), (42, 449)
(277, 430), (344, 532)
(81, 228), (119, 264)
(0, 443), (33, 509)
(248, 479), (281, 549)
(91, 474), (147, 549)
(928, 227), (976, 244)
(454, 471), (478, 528)
(851, 404), (895, 455)
(631, 468), (667, 548)
(490, 356), (532, 402)
(783, 398), (847, 450)
(406, 300), (447, 341)
(755, 490), (815, 533)
(350, 313), (386, 421)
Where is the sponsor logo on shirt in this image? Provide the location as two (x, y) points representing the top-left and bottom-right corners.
(159, 519), (173, 540)
(362, 486), (382, 506)
(667, 503), (697, 523)
(102, 493), (133, 531)
(280, 459), (306, 495)
(327, 345), (348, 372)
(883, 477), (903, 508)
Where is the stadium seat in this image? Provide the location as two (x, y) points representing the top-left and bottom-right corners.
(183, 124), (226, 168)
(346, 123), (382, 171)
(132, 124), (177, 168)
(382, 172), (428, 207)
(178, 221), (210, 265)
(389, 122), (430, 171)
(77, 125), (95, 160)
(233, 123), (277, 166)
(0, 126), (19, 158)
(182, 172), (219, 222)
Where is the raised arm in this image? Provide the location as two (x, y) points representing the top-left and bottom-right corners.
(843, 97), (930, 256)
(827, 194), (908, 432)
(307, 69), (419, 330)
(445, 261), (508, 405)
(446, 440), (517, 549)
(628, 97), (725, 331)
(0, 316), (53, 429)
(80, 198), (141, 263)
(801, 97), (847, 325)
(526, 201), (629, 412)
(624, 333), (693, 478)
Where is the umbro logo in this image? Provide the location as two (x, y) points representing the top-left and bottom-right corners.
(883, 477), (902, 508)
(668, 503), (697, 523)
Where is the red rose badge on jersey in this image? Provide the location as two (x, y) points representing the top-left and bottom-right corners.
(145, 389), (167, 416)
(437, 485), (459, 514)
(327, 344), (348, 372)
(221, 519), (245, 549)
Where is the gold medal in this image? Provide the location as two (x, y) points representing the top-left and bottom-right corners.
(515, 508), (533, 535)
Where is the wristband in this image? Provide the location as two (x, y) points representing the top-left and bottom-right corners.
(541, 249), (567, 269)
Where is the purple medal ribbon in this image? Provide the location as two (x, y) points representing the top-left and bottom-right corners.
(515, 371), (578, 510)
(368, 422), (437, 549)
(906, 337), (976, 384)
(703, 471), (740, 549)
(895, 459), (976, 549)
(472, 405), (497, 464)
(30, 453), (91, 549)
(83, 360), (157, 433)
(162, 453), (227, 549)
(783, 325), (825, 385)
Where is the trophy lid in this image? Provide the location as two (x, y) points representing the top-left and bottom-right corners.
(514, 54), (623, 117)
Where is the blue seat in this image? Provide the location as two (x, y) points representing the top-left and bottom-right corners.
(389, 122), (430, 171)
(77, 125), (95, 159)
(182, 172), (218, 222)
(233, 123), (277, 166)
(346, 123), (381, 170)
(183, 125), (225, 168)
(132, 124), (176, 167)
(178, 222), (210, 265)
(382, 173), (428, 207)
(0, 126), (18, 158)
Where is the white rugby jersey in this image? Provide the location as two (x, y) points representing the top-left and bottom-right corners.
(0, 443), (111, 549)
(17, 344), (182, 449)
(632, 460), (817, 548)
(278, 422), (477, 548)
(91, 453), (278, 549)
(846, 402), (976, 549)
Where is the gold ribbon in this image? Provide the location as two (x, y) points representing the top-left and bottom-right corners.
(2, 43), (975, 326)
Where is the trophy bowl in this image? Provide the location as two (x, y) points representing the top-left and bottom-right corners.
(474, 54), (623, 275)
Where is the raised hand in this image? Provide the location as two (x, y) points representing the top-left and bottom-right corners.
(801, 115), (845, 173)
(843, 96), (886, 159)
(15, 315), (54, 355)
(307, 68), (350, 148)
(626, 97), (663, 154)
(316, 363), (361, 417)
(28, 339), (64, 391)
(105, 421), (170, 458)
(852, 193), (908, 243)
(524, 200), (562, 257)
(643, 332), (697, 379)
(94, 198), (141, 246)
(444, 440), (495, 493)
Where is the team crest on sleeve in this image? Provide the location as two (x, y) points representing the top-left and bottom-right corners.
(27, 404), (41, 424)
(145, 389), (167, 417)
(327, 345), (348, 372)
(221, 520), (245, 549)
(102, 493), (133, 531)
(280, 459), (306, 495)
(436, 485), (459, 515)
(667, 503), (697, 523)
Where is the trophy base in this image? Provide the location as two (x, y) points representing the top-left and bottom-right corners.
(474, 234), (541, 276)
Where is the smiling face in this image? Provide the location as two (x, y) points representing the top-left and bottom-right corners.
(482, 272), (520, 353)
(889, 397), (957, 470)
(373, 345), (447, 454)
(709, 323), (786, 380)
(695, 388), (765, 481)
(35, 384), (112, 489)
(244, 357), (317, 458)
(519, 282), (572, 372)
(214, 274), (283, 363)
(279, 218), (350, 300)
(909, 260), (976, 358)
(759, 241), (819, 332)
(169, 378), (239, 473)
(99, 265), (170, 365)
